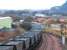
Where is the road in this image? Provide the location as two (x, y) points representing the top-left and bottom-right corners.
(36, 33), (62, 50)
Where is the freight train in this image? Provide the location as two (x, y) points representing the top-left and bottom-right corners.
(0, 17), (43, 50)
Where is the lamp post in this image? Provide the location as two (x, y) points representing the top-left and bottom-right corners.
(60, 24), (65, 45)
(60, 18), (65, 45)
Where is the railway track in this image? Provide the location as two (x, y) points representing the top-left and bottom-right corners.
(36, 33), (62, 50)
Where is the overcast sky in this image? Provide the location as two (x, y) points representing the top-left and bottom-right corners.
(0, 0), (66, 10)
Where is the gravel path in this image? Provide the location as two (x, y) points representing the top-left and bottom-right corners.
(36, 33), (62, 50)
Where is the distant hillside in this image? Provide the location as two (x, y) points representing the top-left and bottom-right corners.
(49, 1), (67, 15)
